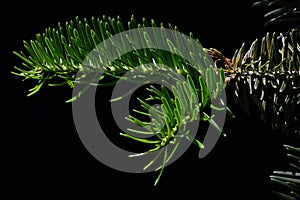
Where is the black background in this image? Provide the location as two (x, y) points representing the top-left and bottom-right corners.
(2, 0), (289, 199)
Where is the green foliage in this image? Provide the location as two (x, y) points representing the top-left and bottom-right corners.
(204, 29), (300, 199)
(12, 13), (299, 192)
(226, 29), (300, 138)
(12, 15), (229, 185)
(252, 0), (300, 31)
(270, 144), (300, 200)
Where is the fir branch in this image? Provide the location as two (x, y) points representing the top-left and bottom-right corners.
(270, 144), (300, 200)
(225, 29), (300, 138)
(252, 0), (300, 33)
(12, 15), (229, 185)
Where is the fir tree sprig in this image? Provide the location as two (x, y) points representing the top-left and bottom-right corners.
(270, 144), (300, 200)
(225, 29), (300, 138)
(252, 0), (300, 33)
(12, 15), (229, 185)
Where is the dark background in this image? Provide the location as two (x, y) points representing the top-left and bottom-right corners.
(2, 0), (289, 199)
